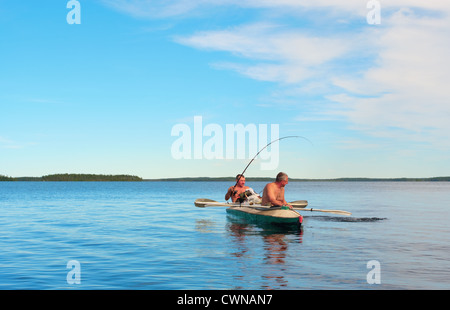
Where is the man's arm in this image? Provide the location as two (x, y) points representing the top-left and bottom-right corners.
(225, 186), (234, 201)
(225, 186), (240, 201)
(279, 188), (292, 208)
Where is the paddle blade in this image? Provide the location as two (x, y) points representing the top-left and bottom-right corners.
(290, 200), (308, 208)
(293, 207), (351, 216)
(194, 198), (218, 207)
(316, 209), (352, 216)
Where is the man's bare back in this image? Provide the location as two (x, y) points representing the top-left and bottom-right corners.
(261, 182), (285, 206)
(261, 172), (292, 209)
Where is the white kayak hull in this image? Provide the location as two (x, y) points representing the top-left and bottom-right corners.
(226, 206), (302, 225)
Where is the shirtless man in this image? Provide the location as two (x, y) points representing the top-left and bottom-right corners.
(261, 172), (293, 209)
(225, 174), (249, 202)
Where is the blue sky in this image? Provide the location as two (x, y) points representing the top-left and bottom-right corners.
(1, 0), (450, 179)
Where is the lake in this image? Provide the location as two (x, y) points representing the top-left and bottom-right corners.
(0, 181), (449, 290)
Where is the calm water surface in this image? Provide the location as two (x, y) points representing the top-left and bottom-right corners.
(0, 181), (449, 289)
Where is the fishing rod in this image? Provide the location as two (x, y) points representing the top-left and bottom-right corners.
(231, 135), (312, 195)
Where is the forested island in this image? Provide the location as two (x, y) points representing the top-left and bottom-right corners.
(0, 175), (15, 181)
(1, 174), (449, 182)
(0, 174), (142, 182)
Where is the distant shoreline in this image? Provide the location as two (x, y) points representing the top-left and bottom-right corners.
(0, 174), (143, 182)
(144, 176), (450, 182)
(2, 174), (449, 182)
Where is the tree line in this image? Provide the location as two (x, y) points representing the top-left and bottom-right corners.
(0, 174), (143, 182)
(0, 175), (15, 181)
(2, 174), (450, 182)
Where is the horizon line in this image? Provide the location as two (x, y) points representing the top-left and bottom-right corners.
(2, 173), (449, 182)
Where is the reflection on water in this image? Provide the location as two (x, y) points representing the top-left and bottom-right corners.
(194, 219), (217, 233)
(223, 216), (304, 289)
(262, 234), (288, 265)
(226, 222), (251, 258)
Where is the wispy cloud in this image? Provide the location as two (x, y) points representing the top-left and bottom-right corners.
(0, 136), (22, 149)
(102, 0), (450, 148)
(336, 138), (381, 150)
(174, 3), (450, 147)
(329, 8), (450, 146)
(175, 22), (353, 84)
(100, 0), (450, 19)
(100, 0), (212, 18)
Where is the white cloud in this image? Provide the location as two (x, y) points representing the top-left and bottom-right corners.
(100, 0), (201, 18)
(329, 8), (450, 145)
(101, 0), (450, 19)
(175, 23), (352, 84)
(336, 138), (381, 150)
(175, 3), (450, 147)
(213, 62), (313, 84)
(100, 0), (365, 19)
(102, 0), (450, 147)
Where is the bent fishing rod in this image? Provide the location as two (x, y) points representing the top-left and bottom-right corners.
(231, 135), (312, 194)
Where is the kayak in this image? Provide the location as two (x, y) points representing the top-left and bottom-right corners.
(194, 198), (306, 226)
(226, 205), (303, 226)
(194, 198), (351, 227)
(194, 198), (351, 217)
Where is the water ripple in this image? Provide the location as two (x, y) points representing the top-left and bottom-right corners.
(1, 181), (449, 289)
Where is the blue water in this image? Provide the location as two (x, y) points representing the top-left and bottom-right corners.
(0, 181), (449, 289)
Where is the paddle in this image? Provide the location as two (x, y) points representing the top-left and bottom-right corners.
(293, 208), (351, 216)
(194, 198), (220, 207)
(289, 200), (308, 208)
(195, 198), (307, 208)
(194, 198), (351, 216)
(290, 200), (308, 206)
